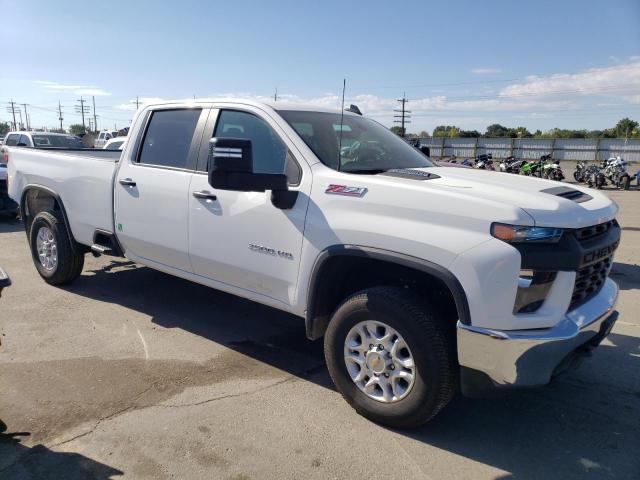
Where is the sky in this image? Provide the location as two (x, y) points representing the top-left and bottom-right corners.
(1, 0), (639, 134)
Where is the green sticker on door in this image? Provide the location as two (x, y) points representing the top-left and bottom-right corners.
(117, 223), (123, 232)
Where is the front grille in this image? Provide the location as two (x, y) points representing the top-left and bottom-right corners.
(574, 219), (618, 243)
(570, 255), (612, 309)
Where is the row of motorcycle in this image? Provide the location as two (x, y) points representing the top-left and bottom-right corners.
(449, 153), (636, 189)
(452, 154), (565, 181)
(573, 156), (633, 190)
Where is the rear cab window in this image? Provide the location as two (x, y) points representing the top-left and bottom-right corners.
(136, 108), (202, 170)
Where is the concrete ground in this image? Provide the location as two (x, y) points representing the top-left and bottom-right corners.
(0, 176), (638, 480)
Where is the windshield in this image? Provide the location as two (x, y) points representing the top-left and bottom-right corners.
(278, 110), (433, 173)
(32, 134), (84, 149)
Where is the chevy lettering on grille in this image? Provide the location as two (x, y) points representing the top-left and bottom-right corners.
(582, 241), (619, 265)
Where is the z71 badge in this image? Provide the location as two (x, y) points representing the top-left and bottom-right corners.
(325, 184), (368, 197)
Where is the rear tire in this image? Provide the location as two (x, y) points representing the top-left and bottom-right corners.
(29, 211), (84, 285)
(324, 287), (456, 429)
(621, 174), (631, 191)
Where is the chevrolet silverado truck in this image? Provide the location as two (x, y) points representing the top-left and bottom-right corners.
(3, 100), (620, 428)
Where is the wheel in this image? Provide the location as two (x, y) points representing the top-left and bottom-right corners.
(621, 174), (631, 191)
(324, 287), (456, 429)
(29, 211), (85, 285)
(573, 171), (581, 182)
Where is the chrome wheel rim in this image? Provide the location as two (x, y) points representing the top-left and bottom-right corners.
(36, 226), (58, 271)
(344, 320), (416, 403)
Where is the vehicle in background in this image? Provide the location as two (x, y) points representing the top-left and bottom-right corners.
(94, 130), (120, 148)
(0, 266), (10, 298)
(3, 131), (84, 149)
(602, 156), (631, 190)
(6, 99), (621, 429)
(574, 160), (588, 182)
(474, 153), (494, 170)
(0, 136), (5, 145)
(103, 137), (127, 151)
(541, 157), (564, 182)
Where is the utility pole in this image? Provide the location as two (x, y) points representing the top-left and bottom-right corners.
(92, 96), (98, 133)
(18, 110), (23, 130)
(274, 87), (278, 102)
(7, 100), (17, 130)
(75, 97), (90, 133)
(136, 96), (140, 109)
(58, 101), (64, 131)
(393, 93), (411, 137)
(21, 104), (30, 130)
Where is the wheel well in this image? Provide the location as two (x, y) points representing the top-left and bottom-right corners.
(21, 188), (82, 251)
(306, 253), (463, 340)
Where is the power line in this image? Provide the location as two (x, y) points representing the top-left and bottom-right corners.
(393, 93), (411, 137)
(75, 97), (90, 134)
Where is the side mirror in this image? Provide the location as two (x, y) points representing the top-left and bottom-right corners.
(0, 267), (11, 298)
(208, 138), (288, 192)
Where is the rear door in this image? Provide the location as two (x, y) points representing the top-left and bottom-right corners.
(114, 106), (209, 272)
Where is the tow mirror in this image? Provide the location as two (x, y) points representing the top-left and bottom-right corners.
(0, 267), (11, 298)
(208, 138), (288, 192)
(207, 138), (298, 209)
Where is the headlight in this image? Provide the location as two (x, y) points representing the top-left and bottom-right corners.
(491, 223), (563, 243)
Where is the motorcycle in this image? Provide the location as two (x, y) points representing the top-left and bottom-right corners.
(521, 156), (546, 177)
(585, 164), (605, 189)
(602, 156), (631, 190)
(461, 158), (473, 167)
(542, 157), (565, 182)
(499, 156), (525, 173)
(475, 153), (495, 170)
(573, 161), (588, 183)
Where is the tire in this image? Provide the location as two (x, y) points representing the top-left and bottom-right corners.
(29, 211), (85, 285)
(573, 171), (581, 182)
(324, 287), (456, 429)
(621, 174), (631, 191)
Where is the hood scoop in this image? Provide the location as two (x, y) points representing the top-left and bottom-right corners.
(540, 186), (592, 203)
(381, 169), (440, 181)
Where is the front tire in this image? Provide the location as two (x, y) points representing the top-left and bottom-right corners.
(29, 211), (85, 285)
(324, 287), (456, 429)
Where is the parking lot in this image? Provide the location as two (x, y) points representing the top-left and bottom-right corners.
(0, 180), (638, 480)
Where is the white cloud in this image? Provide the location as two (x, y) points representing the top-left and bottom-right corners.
(499, 60), (640, 98)
(471, 68), (502, 75)
(35, 80), (110, 96)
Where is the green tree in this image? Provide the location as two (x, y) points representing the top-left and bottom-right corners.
(418, 130), (430, 138)
(69, 124), (86, 136)
(485, 124), (511, 137)
(433, 125), (459, 137)
(458, 129), (481, 138)
(0, 121), (10, 135)
(612, 118), (639, 138)
(389, 126), (405, 136)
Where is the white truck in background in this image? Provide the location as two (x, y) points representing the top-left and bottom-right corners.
(2, 99), (621, 428)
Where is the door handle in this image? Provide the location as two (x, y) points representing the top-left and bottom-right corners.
(192, 190), (217, 201)
(119, 178), (137, 187)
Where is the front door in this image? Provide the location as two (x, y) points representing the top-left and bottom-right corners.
(188, 107), (310, 305)
(114, 107), (208, 272)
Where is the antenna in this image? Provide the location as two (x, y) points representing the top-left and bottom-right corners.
(337, 78), (346, 172)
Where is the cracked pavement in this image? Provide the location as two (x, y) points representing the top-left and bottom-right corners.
(1, 180), (639, 479)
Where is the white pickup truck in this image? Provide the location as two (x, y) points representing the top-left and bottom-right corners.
(3, 99), (620, 428)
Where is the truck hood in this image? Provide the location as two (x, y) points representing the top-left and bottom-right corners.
(380, 167), (618, 228)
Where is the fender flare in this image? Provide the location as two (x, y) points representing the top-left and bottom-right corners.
(20, 184), (79, 253)
(305, 245), (471, 339)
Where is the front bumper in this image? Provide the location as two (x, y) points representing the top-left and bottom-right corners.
(457, 278), (618, 395)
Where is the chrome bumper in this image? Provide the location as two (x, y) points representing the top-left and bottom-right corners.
(457, 278), (618, 393)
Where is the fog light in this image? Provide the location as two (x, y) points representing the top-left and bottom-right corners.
(514, 270), (557, 314)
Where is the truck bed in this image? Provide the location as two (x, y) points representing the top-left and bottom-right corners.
(7, 147), (120, 245)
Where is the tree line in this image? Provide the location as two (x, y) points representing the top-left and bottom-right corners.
(390, 118), (639, 139)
